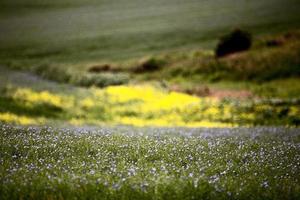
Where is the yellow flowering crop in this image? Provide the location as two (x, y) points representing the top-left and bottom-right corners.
(12, 88), (74, 108)
(0, 112), (44, 125)
(99, 85), (234, 127)
(3, 84), (296, 127)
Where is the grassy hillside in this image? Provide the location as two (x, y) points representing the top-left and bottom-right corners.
(1, 29), (300, 127)
(130, 30), (300, 96)
(1, 0), (300, 68)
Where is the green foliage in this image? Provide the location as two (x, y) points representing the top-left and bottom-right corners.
(72, 73), (130, 88)
(29, 63), (130, 88)
(251, 78), (300, 98)
(33, 63), (72, 83)
(0, 96), (63, 118)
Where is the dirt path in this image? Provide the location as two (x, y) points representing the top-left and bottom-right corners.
(170, 84), (254, 99)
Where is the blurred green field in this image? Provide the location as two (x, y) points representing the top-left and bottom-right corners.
(1, 0), (300, 67)
(0, 0), (300, 127)
(0, 68), (299, 127)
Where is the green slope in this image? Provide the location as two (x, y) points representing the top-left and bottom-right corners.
(0, 0), (300, 66)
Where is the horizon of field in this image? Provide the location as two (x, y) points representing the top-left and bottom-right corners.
(1, 0), (300, 64)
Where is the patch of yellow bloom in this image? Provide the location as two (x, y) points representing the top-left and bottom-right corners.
(116, 117), (234, 128)
(106, 85), (200, 111)
(12, 88), (73, 108)
(186, 121), (235, 128)
(80, 98), (96, 109)
(144, 92), (199, 112)
(0, 112), (44, 125)
(5, 84), (277, 128)
(203, 106), (220, 117)
(289, 106), (300, 116)
(99, 85), (234, 127)
(69, 118), (84, 126)
(105, 85), (164, 103)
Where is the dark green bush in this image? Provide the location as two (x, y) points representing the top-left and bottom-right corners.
(133, 57), (166, 73)
(216, 29), (252, 57)
(88, 64), (111, 73)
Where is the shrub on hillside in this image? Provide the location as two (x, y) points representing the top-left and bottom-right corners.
(73, 72), (130, 88)
(133, 57), (166, 73)
(88, 64), (111, 73)
(32, 63), (129, 88)
(216, 29), (252, 57)
(33, 63), (72, 83)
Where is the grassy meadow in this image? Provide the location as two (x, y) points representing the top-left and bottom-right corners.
(1, 0), (300, 68)
(1, 0), (300, 199)
(1, 124), (300, 200)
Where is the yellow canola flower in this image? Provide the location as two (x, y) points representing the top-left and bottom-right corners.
(97, 85), (235, 127)
(289, 106), (300, 116)
(12, 88), (73, 108)
(186, 121), (236, 128)
(116, 116), (234, 128)
(240, 113), (255, 120)
(116, 116), (183, 127)
(105, 85), (200, 112)
(222, 106), (233, 118)
(105, 85), (163, 103)
(69, 118), (84, 126)
(3, 85), (244, 128)
(203, 106), (220, 116)
(80, 98), (95, 109)
(0, 112), (44, 125)
(143, 92), (200, 112)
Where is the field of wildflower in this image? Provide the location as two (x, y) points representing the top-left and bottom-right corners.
(1, 59), (300, 198)
(0, 1), (299, 198)
(1, 124), (300, 199)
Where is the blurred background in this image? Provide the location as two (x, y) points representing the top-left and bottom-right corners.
(0, 0), (300, 127)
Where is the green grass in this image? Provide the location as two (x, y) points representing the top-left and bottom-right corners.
(136, 30), (300, 80)
(1, 124), (300, 200)
(126, 30), (300, 99)
(0, 96), (64, 119)
(2, 29), (300, 95)
(1, 0), (300, 67)
(1, 0), (299, 90)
